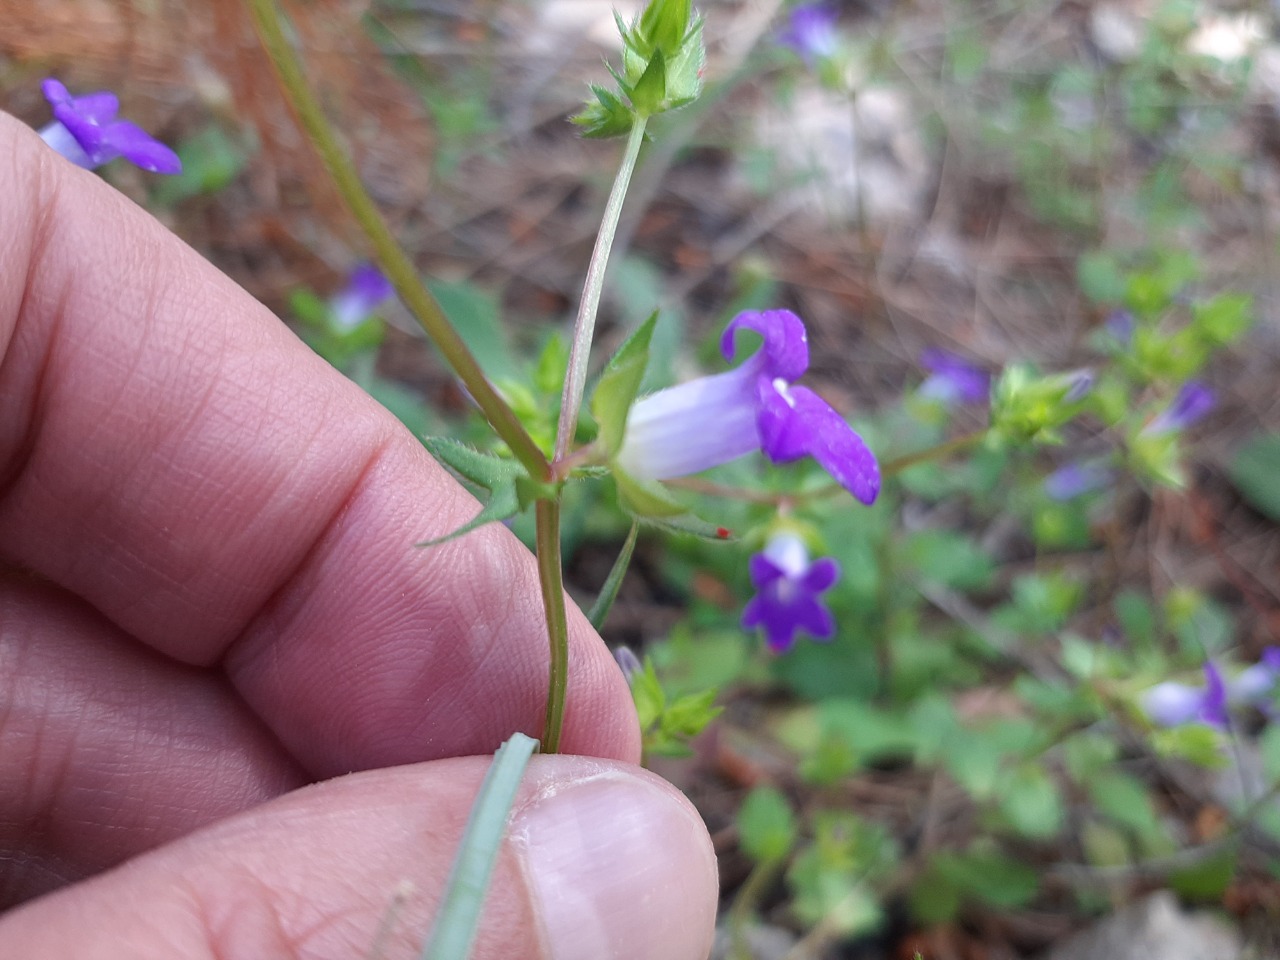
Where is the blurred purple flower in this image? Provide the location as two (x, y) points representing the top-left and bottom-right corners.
(919, 349), (991, 406)
(613, 646), (643, 684)
(1141, 662), (1229, 729)
(616, 309), (880, 504)
(742, 533), (840, 653)
(777, 4), (839, 63)
(1231, 647), (1280, 706)
(329, 263), (394, 329)
(1105, 309), (1135, 344)
(38, 78), (181, 174)
(1146, 381), (1216, 434)
(1045, 461), (1112, 501)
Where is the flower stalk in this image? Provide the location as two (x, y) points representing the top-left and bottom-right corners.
(244, 0), (549, 481)
(554, 116), (650, 465)
(535, 499), (570, 753)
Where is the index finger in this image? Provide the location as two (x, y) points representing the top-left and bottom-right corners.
(0, 112), (639, 774)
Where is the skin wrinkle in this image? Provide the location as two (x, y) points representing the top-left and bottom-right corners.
(0, 576), (303, 903)
(0, 144), (64, 506)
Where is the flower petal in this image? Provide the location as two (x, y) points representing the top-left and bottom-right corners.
(617, 360), (763, 480)
(721, 309), (809, 381)
(758, 384), (879, 504)
(748, 552), (786, 588)
(802, 556), (840, 592)
(1200, 662), (1229, 728)
(105, 121), (183, 174)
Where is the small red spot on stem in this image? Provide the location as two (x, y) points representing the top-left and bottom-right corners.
(716, 526), (731, 539)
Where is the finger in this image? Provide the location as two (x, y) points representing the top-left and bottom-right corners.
(0, 755), (719, 960)
(0, 571), (304, 907)
(0, 112), (638, 770)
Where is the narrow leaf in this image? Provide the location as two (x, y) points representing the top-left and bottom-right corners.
(587, 522), (640, 631)
(419, 733), (538, 960)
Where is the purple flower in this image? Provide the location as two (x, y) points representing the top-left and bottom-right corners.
(329, 264), (394, 329)
(1105, 309), (1135, 345)
(1141, 662), (1229, 729)
(613, 646), (643, 684)
(742, 533), (840, 652)
(38, 78), (181, 174)
(919, 349), (991, 406)
(1231, 647), (1280, 706)
(1146, 381), (1216, 434)
(1045, 461), (1112, 500)
(777, 4), (839, 63)
(616, 309), (880, 504)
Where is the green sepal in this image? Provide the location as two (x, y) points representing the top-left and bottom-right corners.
(591, 311), (658, 457)
(613, 470), (723, 538)
(586, 523), (640, 632)
(628, 49), (667, 116)
(418, 438), (523, 546)
(572, 84), (635, 139)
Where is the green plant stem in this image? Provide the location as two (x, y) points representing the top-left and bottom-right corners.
(881, 430), (986, 477)
(553, 117), (649, 466)
(244, 0), (548, 481)
(727, 857), (784, 960)
(535, 498), (570, 753)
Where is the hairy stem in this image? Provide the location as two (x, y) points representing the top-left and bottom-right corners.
(244, 0), (549, 480)
(554, 117), (650, 465)
(535, 498), (570, 753)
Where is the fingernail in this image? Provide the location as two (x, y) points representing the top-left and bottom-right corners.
(513, 768), (716, 960)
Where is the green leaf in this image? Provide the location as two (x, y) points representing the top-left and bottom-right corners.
(631, 658), (665, 730)
(289, 288), (330, 327)
(420, 732), (537, 960)
(738, 786), (796, 864)
(1230, 433), (1280, 523)
(934, 848), (1039, 909)
(586, 523), (640, 632)
(996, 764), (1064, 839)
(1077, 250), (1127, 304)
(1192, 292), (1253, 346)
(1088, 771), (1161, 839)
(419, 438), (523, 545)
(901, 530), (994, 591)
(592, 312), (657, 456)
(1169, 843), (1237, 900)
(426, 278), (516, 383)
(152, 124), (250, 206)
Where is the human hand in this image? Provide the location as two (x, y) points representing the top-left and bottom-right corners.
(0, 112), (717, 959)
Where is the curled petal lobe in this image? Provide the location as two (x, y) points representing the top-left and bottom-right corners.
(766, 386), (879, 504)
(721, 309), (809, 381)
(107, 121), (183, 174)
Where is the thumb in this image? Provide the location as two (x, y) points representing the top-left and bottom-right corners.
(0, 756), (718, 960)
